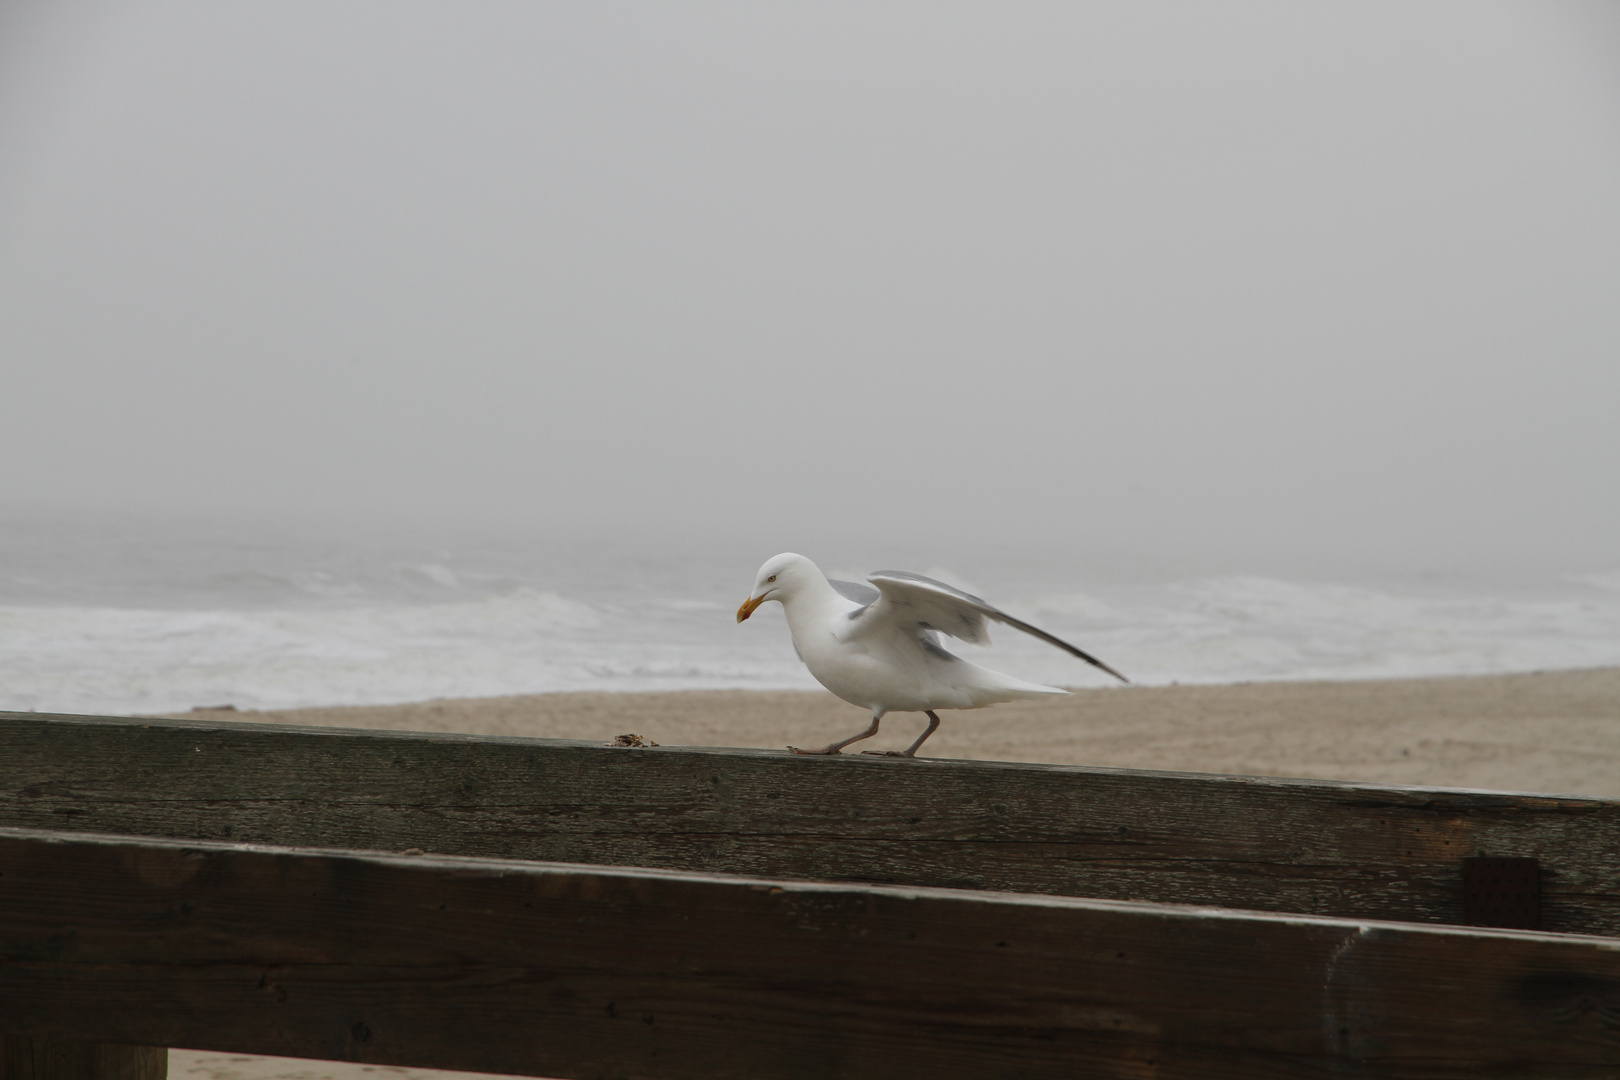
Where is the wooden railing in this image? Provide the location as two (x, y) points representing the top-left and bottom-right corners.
(4, 710), (1620, 1078)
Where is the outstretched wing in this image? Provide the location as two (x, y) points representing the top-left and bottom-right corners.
(828, 578), (881, 608)
(865, 570), (1129, 683)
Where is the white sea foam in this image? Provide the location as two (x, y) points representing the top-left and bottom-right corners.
(0, 518), (1615, 715)
(997, 575), (1620, 688)
(0, 588), (808, 715)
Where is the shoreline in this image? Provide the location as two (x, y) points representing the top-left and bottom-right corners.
(168, 666), (1620, 798)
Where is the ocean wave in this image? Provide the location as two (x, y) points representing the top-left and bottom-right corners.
(990, 574), (1620, 686)
(1, 570), (1616, 716)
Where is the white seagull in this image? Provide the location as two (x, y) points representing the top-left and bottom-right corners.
(736, 553), (1128, 758)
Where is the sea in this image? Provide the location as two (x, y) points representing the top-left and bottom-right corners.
(2, 513), (1617, 716)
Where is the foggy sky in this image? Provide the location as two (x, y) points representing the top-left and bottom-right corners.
(2, 1), (1618, 571)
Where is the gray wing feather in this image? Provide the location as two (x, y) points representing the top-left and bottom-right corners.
(829, 578), (882, 606)
(867, 570), (993, 644)
(867, 570), (1129, 683)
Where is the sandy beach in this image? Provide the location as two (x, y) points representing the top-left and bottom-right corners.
(160, 666), (1620, 1080)
(177, 666), (1620, 795)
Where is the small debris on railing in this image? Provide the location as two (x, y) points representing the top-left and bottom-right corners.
(192, 704), (238, 712)
(400, 848), (425, 856)
(609, 733), (660, 748)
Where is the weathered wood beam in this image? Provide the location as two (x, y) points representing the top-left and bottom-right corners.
(0, 1038), (165, 1080)
(4, 711), (1619, 933)
(3, 826), (1620, 1080)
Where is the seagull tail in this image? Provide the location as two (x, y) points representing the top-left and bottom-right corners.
(1000, 679), (1071, 699)
(959, 667), (1070, 707)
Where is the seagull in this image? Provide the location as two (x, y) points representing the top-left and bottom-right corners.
(736, 552), (1128, 758)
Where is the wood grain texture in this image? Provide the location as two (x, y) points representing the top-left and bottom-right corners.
(5, 827), (1620, 1080)
(5, 711), (1620, 935)
(0, 1038), (166, 1080)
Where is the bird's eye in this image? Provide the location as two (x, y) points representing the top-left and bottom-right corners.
(767, 574), (777, 582)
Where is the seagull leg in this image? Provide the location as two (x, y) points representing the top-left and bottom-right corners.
(862, 710), (941, 758)
(790, 709), (883, 755)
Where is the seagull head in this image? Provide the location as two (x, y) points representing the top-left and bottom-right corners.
(737, 552), (819, 622)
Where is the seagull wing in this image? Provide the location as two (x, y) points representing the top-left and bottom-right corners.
(865, 570), (1130, 683)
(828, 578), (881, 608)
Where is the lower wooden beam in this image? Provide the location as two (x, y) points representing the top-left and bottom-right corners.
(6, 827), (1620, 1078)
(0, 1038), (165, 1080)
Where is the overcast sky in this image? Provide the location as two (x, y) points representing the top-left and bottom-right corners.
(2, 1), (1617, 571)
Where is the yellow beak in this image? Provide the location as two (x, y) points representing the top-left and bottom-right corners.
(736, 595), (765, 623)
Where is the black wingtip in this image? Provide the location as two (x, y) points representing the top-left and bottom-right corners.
(1081, 652), (1130, 685)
